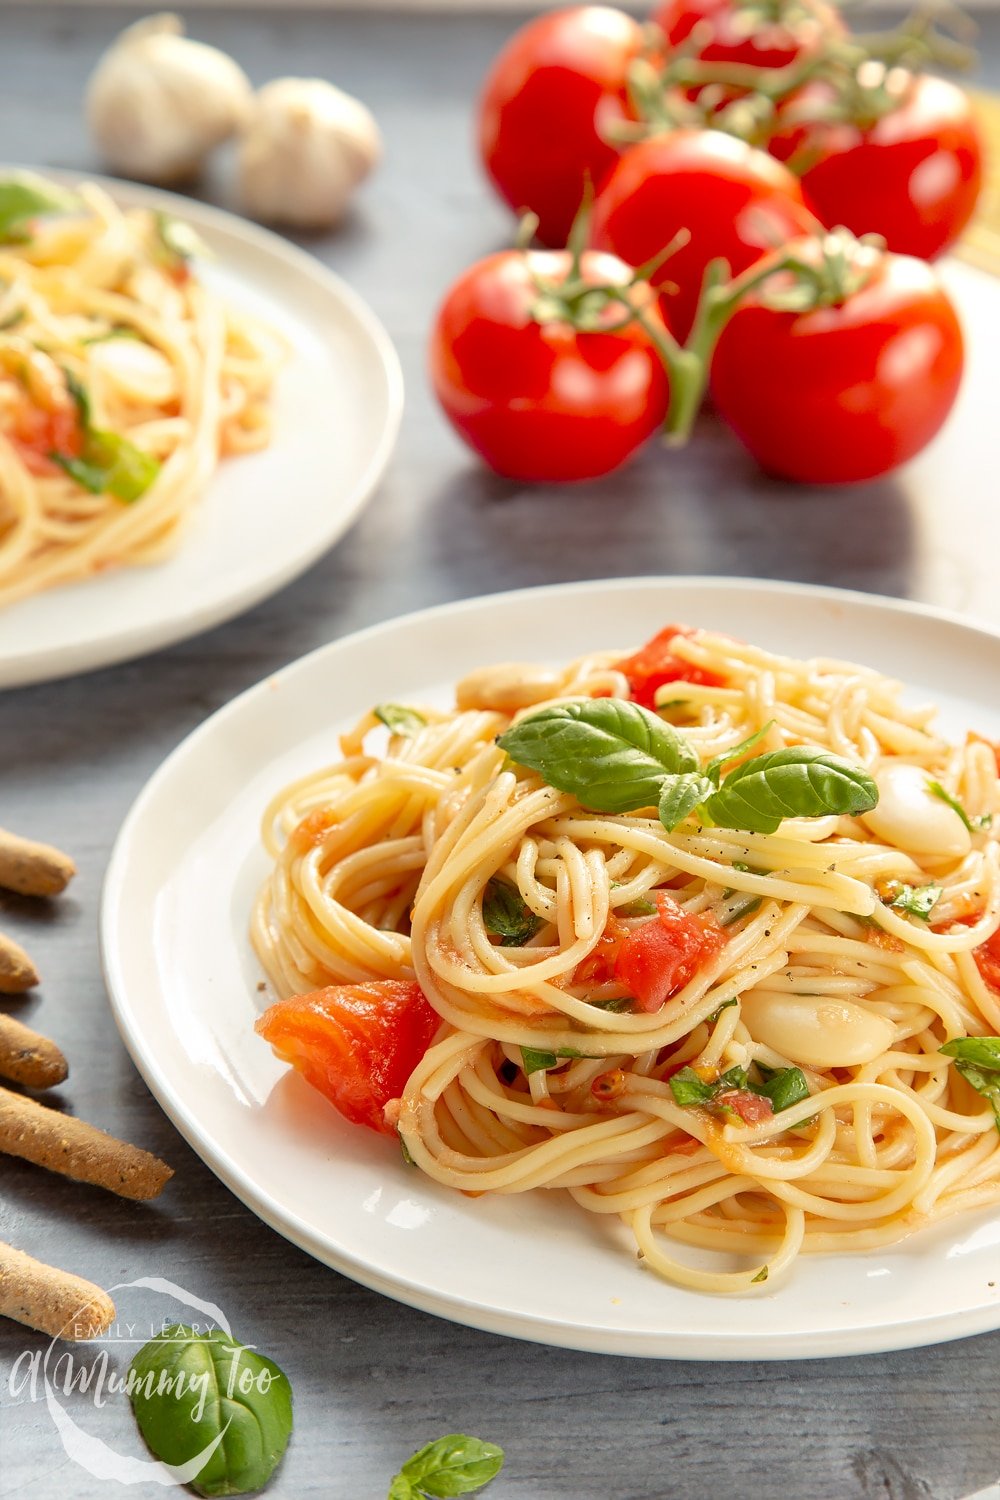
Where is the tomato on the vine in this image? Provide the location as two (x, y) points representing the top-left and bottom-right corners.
(770, 73), (983, 261)
(478, 6), (644, 248)
(709, 238), (964, 483)
(590, 129), (815, 341)
(428, 248), (671, 482)
(653, 0), (843, 73)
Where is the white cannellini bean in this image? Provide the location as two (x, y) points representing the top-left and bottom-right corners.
(861, 762), (971, 859)
(741, 991), (894, 1068)
(89, 338), (178, 406)
(456, 663), (562, 713)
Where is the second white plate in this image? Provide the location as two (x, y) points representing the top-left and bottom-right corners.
(102, 578), (1000, 1359)
(0, 173), (403, 690)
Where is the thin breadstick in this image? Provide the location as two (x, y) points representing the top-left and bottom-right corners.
(0, 1014), (67, 1088)
(0, 933), (38, 993)
(0, 828), (76, 897)
(0, 1087), (173, 1199)
(0, 1241), (114, 1340)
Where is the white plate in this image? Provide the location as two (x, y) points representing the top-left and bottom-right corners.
(0, 173), (403, 690)
(102, 578), (1000, 1360)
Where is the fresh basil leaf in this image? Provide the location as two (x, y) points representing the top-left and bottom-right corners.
(498, 698), (697, 814)
(703, 747), (878, 835)
(927, 780), (973, 832)
(751, 1065), (809, 1112)
(155, 210), (210, 264)
(0, 173), (78, 243)
(52, 429), (159, 502)
(704, 721), (776, 784)
(375, 704), (427, 738)
(887, 881), (942, 922)
(658, 772), (715, 831)
(483, 877), (543, 947)
(521, 1046), (557, 1075)
(391, 1433), (504, 1498)
(617, 897), (658, 917)
(589, 996), (634, 1013)
(128, 1324), (292, 1498)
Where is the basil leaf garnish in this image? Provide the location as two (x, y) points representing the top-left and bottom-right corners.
(701, 747), (878, 835)
(388, 1433), (504, 1499)
(886, 881), (942, 922)
(941, 1037), (1000, 1131)
(589, 996), (634, 1013)
(498, 698), (697, 814)
(483, 877), (543, 947)
(0, 173), (78, 243)
(927, 782), (992, 833)
(375, 704), (427, 738)
(521, 1046), (557, 1075)
(52, 429), (159, 502)
(707, 997), (738, 1023)
(658, 773), (715, 831)
(618, 897), (658, 917)
(128, 1324), (293, 1498)
(669, 1064), (747, 1107)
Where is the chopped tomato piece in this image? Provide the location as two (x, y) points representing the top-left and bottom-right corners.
(974, 927), (1000, 995)
(7, 394), (83, 476)
(289, 808), (337, 855)
(256, 980), (440, 1135)
(574, 913), (630, 986)
(614, 892), (726, 1013)
(613, 623), (725, 711)
(718, 1090), (774, 1125)
(663, 1130), (703, 1156)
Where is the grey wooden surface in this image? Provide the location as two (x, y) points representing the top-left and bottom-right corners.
(2, 6), (1000, 1498)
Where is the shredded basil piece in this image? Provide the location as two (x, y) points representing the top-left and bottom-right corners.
(617, 897), (658, 918)
(707, 997), (738, 1024)
(751, 1266), (769, 1284)
(375, 704), (427, 738)
(721, 895), (763, 927)
(927, 780), (981, 833)
(155, 210), (210, 264)
(752, 1064), (810, 1112)
(483, 877), (543, 947)
(400, 1134), (415, 1166)
(589, 996), (634, 1013)
(886, 881), (943, 922)
(941, 1037), (1000, 1132)
(51, 429), (159, 502)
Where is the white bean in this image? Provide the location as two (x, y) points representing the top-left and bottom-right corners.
(861, 762), (971, 860)
(456, 663), (562, 713)
(741, 991), (894, 1068)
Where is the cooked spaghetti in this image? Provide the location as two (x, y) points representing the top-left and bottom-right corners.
(253, 626), (1000, 1293)
(0, 175), (282, 606)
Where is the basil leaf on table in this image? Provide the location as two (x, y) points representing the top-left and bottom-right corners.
(483, 877), (542, 947)
(941, 1037), (1000, 1131)
(701, 747), (879, 835)
(388, 1433), (504, 1499)
(375, 703), (427, 737)
(128, 1324), (293, 1498)
(498, 698), (697, 814)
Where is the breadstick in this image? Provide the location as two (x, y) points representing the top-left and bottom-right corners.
(0, 828), (75, 898)
(0, 1087), (173, 1199)
(0, 1241), (114, 1341)
(0, 933), (38, 993)
(0, 1014), (67, 1088)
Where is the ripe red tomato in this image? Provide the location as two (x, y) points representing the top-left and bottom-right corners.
(256, 980), (439, 1135)
(590, 129), (815, 341)
(654, 0), (843, 73)
(614, 623), (725, 709)
(428, 248), (671, 482)
(710, 241), (964, 483)
(614, 892), (726, 1012)
(974, 928), (1000, 994)
(478, 6), (644, 248)
(770, 74), (983, 261)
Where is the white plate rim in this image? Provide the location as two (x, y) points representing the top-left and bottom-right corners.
(101, 576), (1000, 1360)
(0, 168), (404, 690)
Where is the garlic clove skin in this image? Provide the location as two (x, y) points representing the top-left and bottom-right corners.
(86, 13), (253, 184)
(237, 78), (382, 231)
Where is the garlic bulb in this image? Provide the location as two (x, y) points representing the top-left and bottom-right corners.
(86, 14), (252, 184)
(237, 78), (381, 230)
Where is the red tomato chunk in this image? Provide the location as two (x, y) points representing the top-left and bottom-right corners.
(614, 892), (727, 1013)
(614, 623), (725, 710)
(256, 980), (439, 1135)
